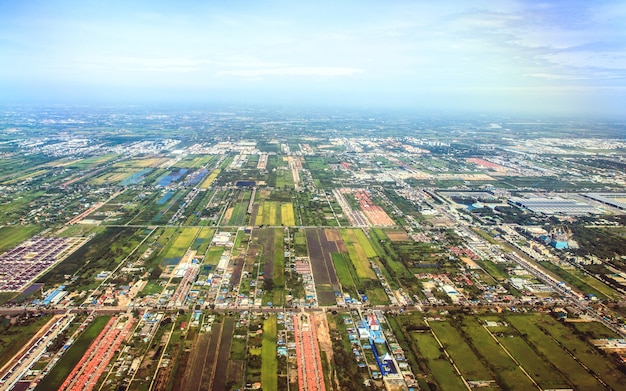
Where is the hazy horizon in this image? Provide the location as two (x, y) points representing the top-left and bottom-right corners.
(1, 1), (625, 118)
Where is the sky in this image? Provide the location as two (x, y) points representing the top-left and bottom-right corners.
(0, 0), (625, 117)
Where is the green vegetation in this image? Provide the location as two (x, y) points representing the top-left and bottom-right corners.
(0, 225), (43, 253)
(261, 316), (278, 391)
(0, 313), (53, 369)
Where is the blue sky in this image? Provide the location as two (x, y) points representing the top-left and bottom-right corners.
(1, 0), (625, 117)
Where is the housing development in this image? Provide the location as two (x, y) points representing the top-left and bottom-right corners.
(1, 106), (626, 391)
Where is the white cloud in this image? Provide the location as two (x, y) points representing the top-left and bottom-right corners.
(217, 66), (364, 77)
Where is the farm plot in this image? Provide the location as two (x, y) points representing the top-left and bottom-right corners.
(183, 317), (236, 391)
(456, 317), (537, 390)
(518, 314), (626, 390)
(262, 316), (278, 391)
(339, 229), (377, 279)
(224, 189), (252, 226)
(336, 229), (388, 304)
(253, 201), (295, 226)
(428, 321), (497, 386)
(504, 314), (606, 389)
(159, 227), (200, 266)
(0, 225), (44, 253)
(305, 228), (340, 305)
(411, 328), (469, 390)
(200, 168), (221, 189)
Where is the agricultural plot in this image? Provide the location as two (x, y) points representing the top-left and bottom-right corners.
(261, 316), (278, 391)
(118, 157), (170, 168)
(339, 229), (377, 279)
(159, 227), (200, 265)
(0, 313), (53, 369)
(305, 228), (340, 305)
(253, 201), (295, 226)
(200, 168), (221, 189)
(224, 189), (252, 226)
(191, 227), (215, 255)
(91, 167), (154, 186)
(175, 154), (217, 169)
(37, 227), (142, 289)
(274, 168), (294, 189)
(254, 228), (286, 305)
(504, 314), (607, 389)
(411, 328), (469, 390)
(456, 317), (537, 390)
(428, 321), (497, 386)
(336, 229), (388, 304)
(523, 314), (626, 390)
(409, 314), (608, 391)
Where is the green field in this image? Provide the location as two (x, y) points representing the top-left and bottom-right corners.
(161, 227), (200, 261)
(36, 316), (111, 391)
(0, 314), (53, 369)
(429, 321), (495, 382)
(193, 227), (215, 255)
(505, 314), (605, 389)
(458, 316), (536, 390)
(340, 229), (377, 280)
(261, 316), (278, 391)
(413, 330), (469, 390)
(0, 225), (43, 253)
(331, 252), (357, 295)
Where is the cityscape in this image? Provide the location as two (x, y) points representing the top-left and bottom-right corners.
(0, 106), (625, 390)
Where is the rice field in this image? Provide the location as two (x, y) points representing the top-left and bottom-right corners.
(161, 227), (201, 261)
(281, 203), (295, 226)
(339, 229), (377, 280)
(199, 168), (221, 189)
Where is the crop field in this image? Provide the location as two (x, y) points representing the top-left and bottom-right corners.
(175, 155), (217, 168)
(281, 202), (296, 226)
(254, 201), (278, 226)
(200, 168), (221, 189)
(261, 316), (278, 391)
(35, 316), (111, 391)
(404, 314), (626, 391)
(526, 314), (626, 390)
(429, 321), (496, 385)
(90, 168), (139, 185)
(3, 168), (49, 185)
(192, 227), (215, 255)
(570, 320), (621, 339)
(331, 253), (357, 294)
(412, 328), (469, 390)
(339, 229), (377, 279)
(64, 154), (119, 169)
(160, 227), (200, 264)
(457, 317), (536, 390)
(37, 227), (141, 288)
(502, 314), (608, 389)
(225, 189), (252, 226)
(0, 314), (53, 369)
(0, 225), (43, 253)
(305, 229), (341, 305)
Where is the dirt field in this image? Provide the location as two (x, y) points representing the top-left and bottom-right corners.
(314, 312), (333, 364)
(385, 230), (410, 242)
(182, 317), (235, 391)
(324, 229), (342, 242)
